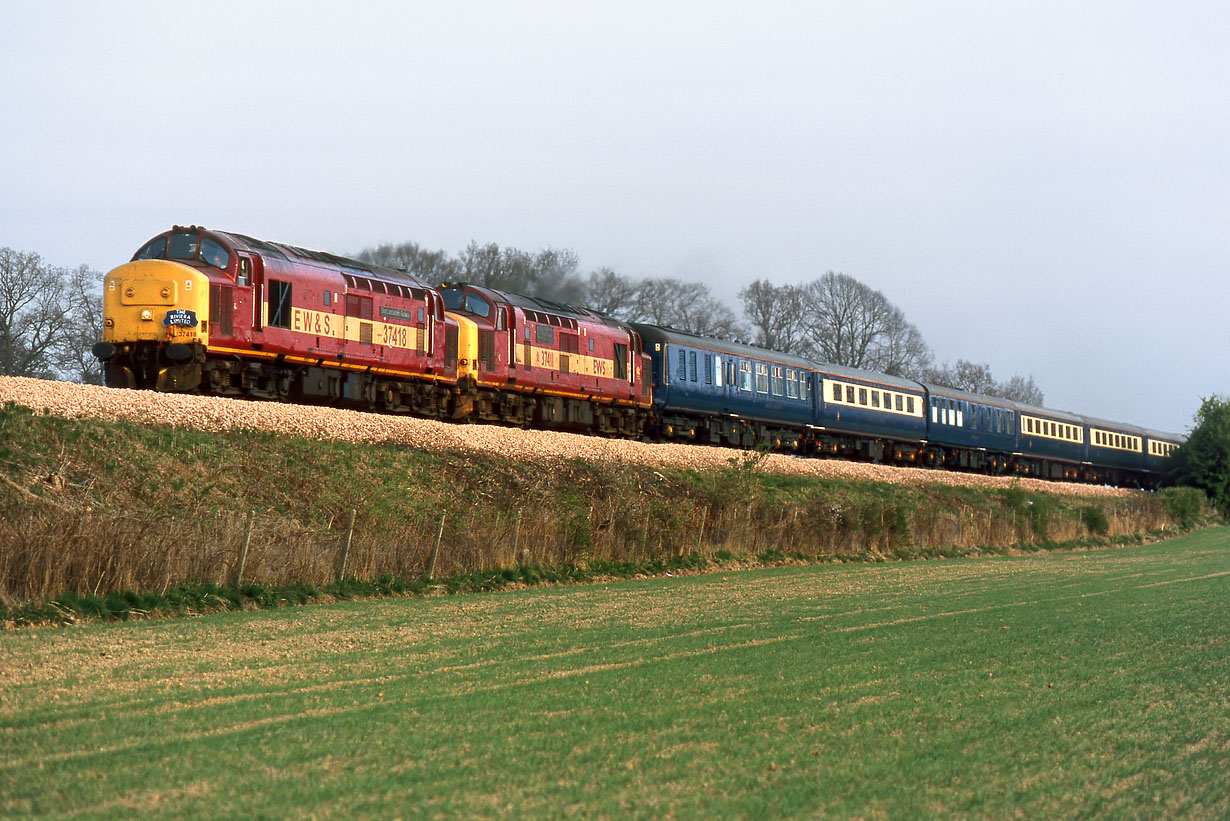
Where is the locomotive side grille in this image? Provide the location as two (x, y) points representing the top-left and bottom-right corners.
(209, 284), (233, 336)
(445, 324), (458, 368)
(416, 324), (425, 354)
(478, 330), (495, 372)
(523, 342), (531, 369)
(360, 322), (373, 345)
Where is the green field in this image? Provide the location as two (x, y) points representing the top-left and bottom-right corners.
(2, 530), (1227, 818)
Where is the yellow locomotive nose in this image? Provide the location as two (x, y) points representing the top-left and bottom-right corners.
(102, 259), (210, 344)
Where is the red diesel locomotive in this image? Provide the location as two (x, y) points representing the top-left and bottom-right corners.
(92, 226), (652, 433)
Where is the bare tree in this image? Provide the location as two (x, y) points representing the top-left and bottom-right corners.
(607, 277), (742, 338)
(457, 242), (586, 303)
(800, 272), (931, 376)
(998, 373), (1044, 405)
(584, 267), (640, 317)
(55, 264), (105, 384)
(739, 279), (809, 354)
(355, 241), (460, 283)
(923, 359), (1044, 405)
(922, 359), (997, 394)
(878, 317), (932, 379)
(0, 248), (72, 378)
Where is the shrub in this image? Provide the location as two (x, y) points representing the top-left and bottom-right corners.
(1080, 506), (1110, 536)
(1162, 396), (1230, 516)
(1159, 486), (1207, 531)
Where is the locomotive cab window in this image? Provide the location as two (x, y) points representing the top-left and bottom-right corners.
(199, 238), (229, 270)
(166, 233), (199, 261)
(464, 293), (491, 319)
(134, 237), (166, 260)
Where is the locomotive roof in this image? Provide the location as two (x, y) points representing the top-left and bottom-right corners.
(631, 323), (816, 369)
(448, 283), (633, 331)
(206, 228), (434, 289)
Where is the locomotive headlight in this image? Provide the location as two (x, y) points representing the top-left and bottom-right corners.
(140, 309), (153, 321)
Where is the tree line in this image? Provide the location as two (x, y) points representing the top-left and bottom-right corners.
(2, 235), (1041, 405)
(357, 239), (1043, 404)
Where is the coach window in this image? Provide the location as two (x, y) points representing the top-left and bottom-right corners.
(740, 361), (752, 391)
(756, 363), (769, 393)
(787, 370), (798, 399)
(858, 387), (868, 406)
(870, 390), (880, 408)
(832, 383), (842, 402)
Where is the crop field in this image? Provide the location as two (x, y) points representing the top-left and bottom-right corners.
(2, 530), (1227, 818)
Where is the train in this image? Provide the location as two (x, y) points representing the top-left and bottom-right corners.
(92, 226), (1184, 488)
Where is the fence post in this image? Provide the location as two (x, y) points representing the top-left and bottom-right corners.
(426, 512), (445, 581)
(338, 509), (356, 582)
(231, 510), (254, 588)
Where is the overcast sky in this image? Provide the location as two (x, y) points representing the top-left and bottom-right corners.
(2, 1), (1226, 434)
